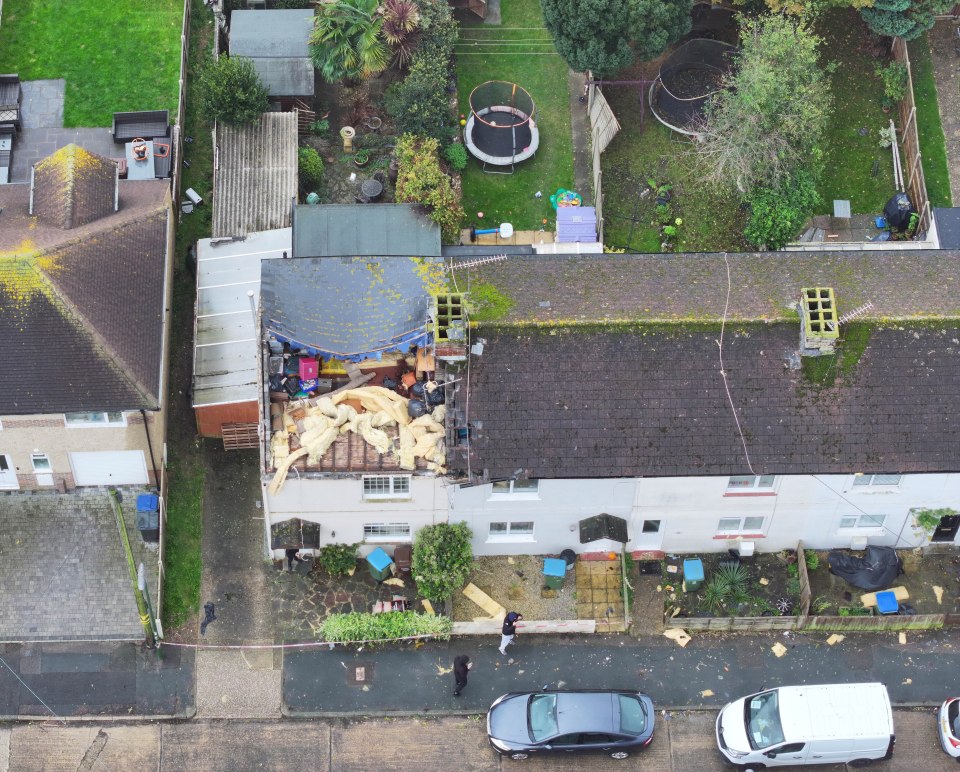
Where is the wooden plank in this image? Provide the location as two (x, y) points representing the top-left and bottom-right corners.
(222, 422), (260, 450)
(860, 585), (909, 608)
(453, 619), (594, 635)
(461, 582), (506, 619)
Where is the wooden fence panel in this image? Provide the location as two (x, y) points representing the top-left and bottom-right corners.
(802, 613), (944, 631)
(891, 37), (932, 237)
(796, 541), (812, 618)
(666, 616), (798, 632)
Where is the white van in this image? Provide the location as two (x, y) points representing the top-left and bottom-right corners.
(715, 683), (895, 768)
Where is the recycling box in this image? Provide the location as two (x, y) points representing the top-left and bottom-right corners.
(366, 547), (394, 582)
(136, 494), (160, 543)
(543, 557), (567, 590)
(683, 558), (704, 592)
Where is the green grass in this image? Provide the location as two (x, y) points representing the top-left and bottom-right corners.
(0, 0), (183, 127)
(800, 322), (872, 389)
(816, 10), (896, 215)
(908, 35), (952, 208)
(455, 0), (574, 230)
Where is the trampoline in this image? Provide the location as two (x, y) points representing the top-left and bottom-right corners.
(649, 38), (737, 138)
(464, 81), (539, 173)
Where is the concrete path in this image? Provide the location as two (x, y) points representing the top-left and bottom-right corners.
(0, 712), (955, 771)
(195, 446), (281, 719)
(568, 69), (592, 203)
(284, 629), (959, 716)
(927, 22), (960, 204)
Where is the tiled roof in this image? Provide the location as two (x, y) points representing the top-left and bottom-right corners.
(32, 144), (116, 229)
(213, 112), (298, 238)
(452, 324), (960, 480)
(468, 251), (960, 323)
(0, 175), (170, 415)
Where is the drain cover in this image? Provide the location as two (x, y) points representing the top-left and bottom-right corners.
(346, 662), (374, 686)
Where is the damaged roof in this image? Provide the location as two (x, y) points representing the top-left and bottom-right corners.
(261, 255), (446, 360)
(450, 250), (960, 480)
(0, 163), (171, 415)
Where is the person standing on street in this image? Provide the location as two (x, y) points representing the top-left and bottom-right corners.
(499, 611), (522, 655)
(453, 654), (472, 696)
(285, 547), (305, 572)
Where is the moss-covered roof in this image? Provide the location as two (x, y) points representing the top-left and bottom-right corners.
(33, 144), (117, 230)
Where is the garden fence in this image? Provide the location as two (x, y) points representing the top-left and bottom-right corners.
(174, 0), (192, 209)
(155, 446), (169, 626)
(585, 77), (621, 246)
(891, 36), (932, 240)
(796, 540), (812, 617)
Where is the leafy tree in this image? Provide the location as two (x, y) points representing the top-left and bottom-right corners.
(381, 0), (421, 66)
(540, 0), (692, 76)
(412, 0), (459, 59)
(385, 53), (452, 141)
(298, 146), (324, 193)
(410, 521), (473, 601)
(310, 0), (389, 83)
(744, 169), (822, 249)
(196, 55), (269, 126)
(696, 15), (831, 192)
(395, 134), (465, 242)
(860, 0), (954, 41)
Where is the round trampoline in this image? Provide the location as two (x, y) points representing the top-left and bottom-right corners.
(649, 38), (738, 138)
(464, 81), (539, 173)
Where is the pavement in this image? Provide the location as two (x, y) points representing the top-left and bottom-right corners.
(0, 711), (956, 771)
(284, 630), (960, 717)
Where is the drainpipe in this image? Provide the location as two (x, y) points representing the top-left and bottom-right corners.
(140, 409), (161, 493)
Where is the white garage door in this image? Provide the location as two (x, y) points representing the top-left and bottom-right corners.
(70, 451), (148, 486)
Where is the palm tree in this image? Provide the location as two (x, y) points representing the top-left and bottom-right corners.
(310, 0), (390, 83)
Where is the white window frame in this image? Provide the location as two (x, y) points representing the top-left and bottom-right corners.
(362, 474), (412, 500)
(489, 478), (540, 501)
(716, 516), (765, 535)
(363, 523), (412, 541)
(852, 474), (902, 487)
(64, 411), (126, 428)
(726, 475), (777, 490)
(839, 514), (887, 529)
(487, 521), (536, 542)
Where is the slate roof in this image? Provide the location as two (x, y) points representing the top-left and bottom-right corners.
(0, 168), (171, 415)
(293, 204), (442, 258)
(32, 144), (117, 229)
(453, 324), (960, 480)
(261, 255), (445, 359)
(213, 112), (298, 238)
(229, 10), (315, 96)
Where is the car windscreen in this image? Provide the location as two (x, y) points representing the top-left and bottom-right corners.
(618, 695), (647, 735)
(528, 693), (559, 742)
(745, 690), (785, 750)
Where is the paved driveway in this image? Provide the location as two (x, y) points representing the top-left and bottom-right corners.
(0, 488), (159, 641)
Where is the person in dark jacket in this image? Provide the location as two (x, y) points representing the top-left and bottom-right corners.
(499, 611), (523, 655)
(285, 547), (305, 572)
(453, 654), (472, 696)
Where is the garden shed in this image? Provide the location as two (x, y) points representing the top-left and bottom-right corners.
(229, 9), (315, 101)
(292, 203), (441, 258)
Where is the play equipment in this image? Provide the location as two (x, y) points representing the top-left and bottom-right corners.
(550, 188), (581, 209)
(464, 81), (539, 173)
(469, 222), (514, 241)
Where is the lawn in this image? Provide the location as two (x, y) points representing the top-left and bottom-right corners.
(455, 0), (574, 230)
(908, 35), (952, 209)
(815, 10), (897, 216)
(0, 0), (183, 127)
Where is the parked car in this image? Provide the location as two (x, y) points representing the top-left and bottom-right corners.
(486, 689), (655, 761)
(716, 683), (895, 768)
(938, 698), (960, 759)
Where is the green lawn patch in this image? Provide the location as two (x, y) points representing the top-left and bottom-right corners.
(908, 35), (952, 208)
(455, 0), (574, 230)
(816, 10), (896, 216)
(0, 0), (182, 127)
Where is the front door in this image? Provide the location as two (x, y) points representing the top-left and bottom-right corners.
(0, 454), (18, 489)
(633, 518), (664, 551)
(932, 515), (960, 543)
(31, 453), (53, 486)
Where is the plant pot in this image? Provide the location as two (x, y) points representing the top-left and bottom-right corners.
(354, 155), (370, 167)
(388, 159), (399, 183)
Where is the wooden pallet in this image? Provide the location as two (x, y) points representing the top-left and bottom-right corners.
(222, 423), (260, 450)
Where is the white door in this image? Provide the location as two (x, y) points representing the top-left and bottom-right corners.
(0, 454), (19, 489)
(632, 517), (664, 551)
(31, 453), (53, 486)
(70, 450), (148, 486)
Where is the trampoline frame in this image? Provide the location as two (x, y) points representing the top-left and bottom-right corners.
(464, 81), (540, 174)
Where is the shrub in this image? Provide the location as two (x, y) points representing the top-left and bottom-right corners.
(298, 147), (325, 193)
(321, 611), (453, 642)
(744, 169), (822, 250)
(394, 134), (464, 243)
(876, 61), (909, 107)
(702, 576), (731, 614)
(314, 542), (359, 576)
(197, 55), (269, 127)
(411, 521), (473, 601)
(805, 551), (820, 571)
(309, 119), (331, 137)
(385, 53), (453, 142)
(412, 0), (459, 60)
(444, 142), (468, 172)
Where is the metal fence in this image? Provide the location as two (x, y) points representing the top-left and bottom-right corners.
(891, 36), (932, 239)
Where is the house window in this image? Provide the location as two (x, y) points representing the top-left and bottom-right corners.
(362, 475), (411, 500)
(488, 521), (535, 540)
(490, 478), (540, 498)
(642, 520), (662, 533)
(852, 474), (902, 487)
(839, 514), (886, 529)
(363, 523), (412, 541)
(717, 516), (765, 534)
(727, 475), (776, 490)
(65, 411), (125, 427)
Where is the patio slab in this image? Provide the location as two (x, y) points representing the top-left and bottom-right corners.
(19, 79), (65, 129)
(8, 126), (117, 183)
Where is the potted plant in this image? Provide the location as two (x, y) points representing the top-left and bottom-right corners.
(354, 149), (370, 167)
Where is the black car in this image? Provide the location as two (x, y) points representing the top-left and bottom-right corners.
(486, 689), (656, 761)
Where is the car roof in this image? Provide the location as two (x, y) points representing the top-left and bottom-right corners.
(555, 692), (618, 735)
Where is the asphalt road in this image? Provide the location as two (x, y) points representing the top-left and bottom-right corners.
(0, 710), (955, 772)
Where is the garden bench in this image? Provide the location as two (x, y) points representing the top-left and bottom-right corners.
(0, 74), (22, 132)
(112, 110), (169, 143)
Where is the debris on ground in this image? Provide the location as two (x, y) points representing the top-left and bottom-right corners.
(771, 641), (788, 658)
(701, 689), (714, 698)
(899, 632), (907, 645)
(663, 628), (691, 647)
(933, 585), (944, 604)
(826, 634), (845, 646)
